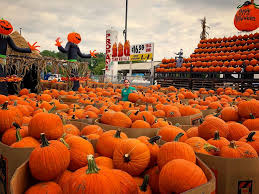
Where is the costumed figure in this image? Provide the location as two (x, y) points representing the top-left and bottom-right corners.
(55, 32), (97, 91)
(175, 49), (184, 67)
(0, 18), (39, 95)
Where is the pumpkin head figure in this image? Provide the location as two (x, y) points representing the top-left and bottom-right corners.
(67, 32), (81, 44)
(0, 19), (13, 35)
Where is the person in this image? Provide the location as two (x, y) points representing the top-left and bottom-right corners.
(120, 79), (137, 101)
(175, 49), (184, 67)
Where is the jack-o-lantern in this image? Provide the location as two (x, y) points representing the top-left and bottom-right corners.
(67, 32), (81, 44)
(234, 0), (259, 32)
(0, 19), (13, 35)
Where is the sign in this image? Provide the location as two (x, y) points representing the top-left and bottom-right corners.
(105, 29), (118, 71)
(130, 42), (154, 61)
(111, 41), (130, 62)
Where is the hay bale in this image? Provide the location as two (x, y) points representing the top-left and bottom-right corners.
(7, 31), (42, 58)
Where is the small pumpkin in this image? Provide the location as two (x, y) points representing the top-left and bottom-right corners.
(95, 156), (114, 169)
(227, 122), (250, 141)
(25, 181), (62, 194)
(207, 131), (229, 155)
(134, 175), (152, 194)
(239, 132), (259, 155)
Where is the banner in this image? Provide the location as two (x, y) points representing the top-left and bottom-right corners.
(105, 29), (118, 71)
(130, 42), (154, 61)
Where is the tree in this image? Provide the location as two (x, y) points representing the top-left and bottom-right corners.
(200, 17), (210, 40)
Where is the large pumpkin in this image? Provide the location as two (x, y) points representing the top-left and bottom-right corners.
(67, 32), (81, 44)
(0, 19), (13, 35)
(28, 112), (64, 140)
(234, 1), (259, 32)
(96, 130), (128, 158)
(101, 111), (132, 128)
(157, 133), (196, 170)
(159, 159), (207, 193)
(239, 132), (259, 154)
(227, 122), (250, 141)
(67, 155), (121, 194)
(198, 116), (229, 140)
(29, 133), (70, 181)
(60, 136), (94, 171)
(113, 138), (150, 176)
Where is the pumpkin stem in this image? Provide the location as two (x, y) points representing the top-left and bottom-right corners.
(60, 138), (70, 149)
(12, 122), (21, 129)
(40, 133), (50, 147)
(143, 115), (146, 122)
(114, 130), (122, 138)
(124, 153), (131, 162)
(86, 155), (100, 174)
(48, 105), (56, 113)
(213, 131), (220, 140)
(145, 103), (148, 111)
(149, 136), (161, 144)
(229, 141), (237, 149)
(140, 175), (149, 192)
(72, 114), (76, 120)
(134, 110), (139, 116)
(15, 129), (22, 142)
(174, 123), (180, 127)
(81, 135), (88, 140)
(246, 132), (256, 142)
(174, 133), (184, 142)
(13, 101), (17, 106)
(249, 113), (255, 119)
(204, 143), (219, 152)
(1, 101), (8, 110)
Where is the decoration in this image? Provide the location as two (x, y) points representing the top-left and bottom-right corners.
(234, 0), (259, 32)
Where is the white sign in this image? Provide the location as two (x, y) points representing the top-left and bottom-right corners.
(130, 42), (154, 61)
(105, 29), (118, 71)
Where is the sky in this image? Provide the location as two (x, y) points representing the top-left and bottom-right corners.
(2, 0), (258, 61)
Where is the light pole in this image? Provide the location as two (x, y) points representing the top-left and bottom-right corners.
(123, 0), (128, 43)
(19, 28), (22, 35)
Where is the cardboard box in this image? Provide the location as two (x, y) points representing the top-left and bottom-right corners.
(166, 112), (202, 126)
(10, 157), (215, 194)
(95, 119), (160, 138)
(197, 153), (259, 194)
(0, 142), (33, 194)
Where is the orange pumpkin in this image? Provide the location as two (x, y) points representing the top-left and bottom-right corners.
(0, 19), (13, 35)
(67, 32), (81, 44)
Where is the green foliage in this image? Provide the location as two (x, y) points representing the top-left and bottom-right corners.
(40, 50), (67, 60)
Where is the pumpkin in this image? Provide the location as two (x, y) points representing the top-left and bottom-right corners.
(221, 106), (239, 122)
(185, 137), (218, 155)
(136, 111), (156, 125)
(112, 169), (138, 194)
(67, 32), (81, 44)
(186, 126), (199, 138)
(157, 133), (196, 170)
(227, 122), (250, 141)
(29, 133), (70, 181)
(132, 119), (151, 128)
(134, 175), (152, 194)
(96, 130), (128, 158)
(95, 156), (114, 169)
(198, 116), (229, 140)
(67, 155), (121, 194)
(157, 125), (188, 142)
(146, 166), (160, 194)
(159, 159), (207, 194)
(28, 112), (64, 140)
(60, 136), (94, 171)
(238, 100), (259, 119)
(1, 123), (28, 146)
(81, 125), (103, 136)
(234, 1), (258, 32)
(220, 141), (258, 158)
(11, 129), (39, 148)
(128, 93), (140, 103)
(0, 102), (23, 133)
(113, 138), (150, 176)
(243, 114), (259, 131)
(101, 111), (132, 128)
(207, 131), (229, 154)
(25, 181), (62, 194)
(137, 136), (160, 167)
(63, 124), (80, 136)
(239, 132), (259, 154)
(54, 170), (72, 194)
(0, 19), (13, 35)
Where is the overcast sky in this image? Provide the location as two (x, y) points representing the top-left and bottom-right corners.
(2, 0), (258, 61)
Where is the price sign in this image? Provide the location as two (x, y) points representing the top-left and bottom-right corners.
(130, 42), (154, 61)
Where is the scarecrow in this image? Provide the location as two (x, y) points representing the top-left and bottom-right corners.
(0, 18), (39, 95)
(55, 32), (97, 91)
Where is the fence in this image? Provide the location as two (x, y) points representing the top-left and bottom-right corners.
(90, 75), (152, 86)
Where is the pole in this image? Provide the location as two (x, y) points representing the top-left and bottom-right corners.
(129, 61), (132, 76)
(19, 28), (22, 35)
(124, 0), (128, 43)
